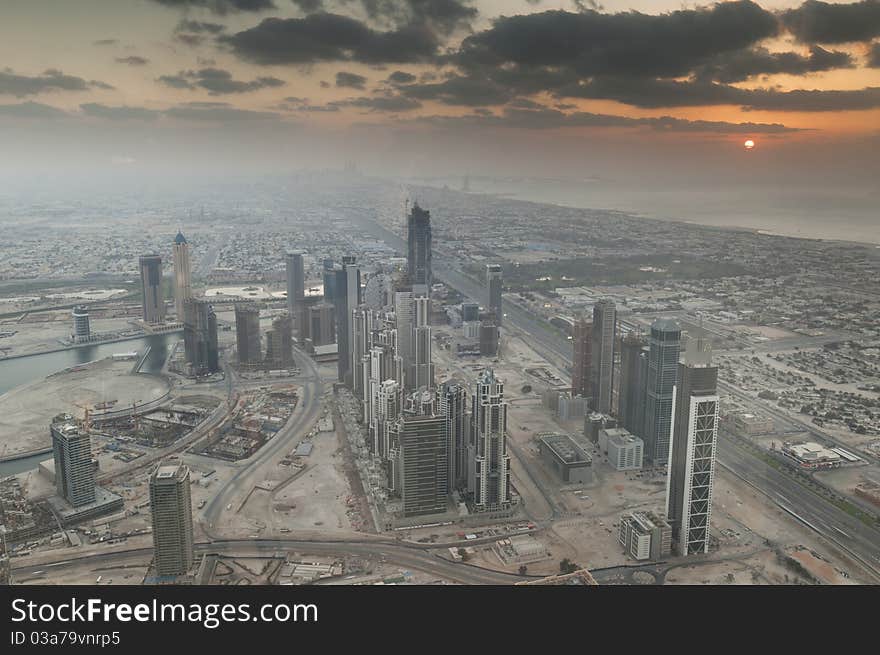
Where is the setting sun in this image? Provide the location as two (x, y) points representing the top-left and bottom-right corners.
(744, 139), (756, 150)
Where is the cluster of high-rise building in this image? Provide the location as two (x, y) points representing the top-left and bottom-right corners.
(572, 304), (720, 556)
(336, 204), (512, 518)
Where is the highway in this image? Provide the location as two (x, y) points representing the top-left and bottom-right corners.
(357, 215), (880, 580)
(12, 537), (528, 585)
(202, 346), (324, 534)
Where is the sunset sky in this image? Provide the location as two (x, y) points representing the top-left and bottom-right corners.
(1, 0), (878, 183)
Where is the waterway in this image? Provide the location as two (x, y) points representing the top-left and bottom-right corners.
(0, 332), (178, 477)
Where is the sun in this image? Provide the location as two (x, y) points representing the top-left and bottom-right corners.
(744, 139), (756, 150)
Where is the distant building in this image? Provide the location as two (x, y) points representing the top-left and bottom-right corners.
(643, 318), (682, 465)
(139, 254), (165, 324)
(591, 299), (616, 414)
(666, 338), (718, 556)
(396, 414), (448, 517)
(309, 303), (335, 347)
(461, 302), (479, 323)
(618, 332), (648, 435)
(606, 430), (644, 471)
(537, 433), (592, 484)
(334, 257), (360, 385)
(265, 313), (294, 368)
(149, 463), (194, 577)
(411, 296), (434, 390)
(51, 420), (96, 508)
(285, 250), (306, 340)
(479, 321), (499, 357)
(234, 303), (261, 365)
(618, 511), (672, 561)
(558, 393), (588, 421)
(438, 380), (469, 492)
(585, 412), (617, 444)
(470, 369), (511, 511)
(172, 232), (192, 319)
(71, 305), (90, 343)
(571, 316), (592, 399)
(407, 203), (432, 293)
(183, 298), (219, 375)
(486, 264), (503, 325)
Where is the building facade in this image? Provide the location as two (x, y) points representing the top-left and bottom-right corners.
(591, 299), (616, 414)
(470, 369), (511, 511)
(643, 318), (682, 465)
(407, 203), (432, 293)
(486, 264), (503, 325)
(183, 298), (219, 375)
(234, 303), (261, 365)
(139, 254), (165, 324)
(51, 420), (96, 508)
(149, 463), (194, 577)
(172, 232), (192, 320)
(571, 316), (592, 398)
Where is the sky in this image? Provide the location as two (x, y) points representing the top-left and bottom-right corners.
(0, 0), (878, 187)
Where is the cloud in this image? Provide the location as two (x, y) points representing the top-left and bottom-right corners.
(456, 3), (779, 80)
(81, 103), (161, 121)
(115, 56), (150, 66)
(220, 13), (439, 64)
(175, 19), (226, 34)
(150, 0), (276, 14)
(157, 68), (285, 94)
(386, 70), (417, 84)
(780, 0), (880, 44)
(354, 0), (478, 36)
(559, 77), (880, 111)
(696, 45), (853, 82)
(412, 105), (798, 133)
(332, 94), (422, 111)
(0, 101), (68, 119)
(0, 69), (112, 96)
(292, 0), (324, 11)
(336, 71), (368, 89)
(870, 41), (880, 66)
(398, 74), (513, 106)
(93, 39), (118, 46)
(164, 101), (282, 121)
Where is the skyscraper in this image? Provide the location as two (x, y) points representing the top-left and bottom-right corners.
(71, 305), (90, 343)
(486, 264), (503, 325)
(309, 303), (335, 347)
(265, 313), (294, 368)
(411, 296), (434, 390)
(334, 257), (361, 385)
(438, 381), (469, 492)
(139, 254), (165, 324)
(172, 232), (192, 320)
(571, 316), (592, 398)
(149, 463), (194, 577)
(643, 318), (682, 465)
(618, 331), (648, 435)
(470, 369), (511, 511)
(183, 298), (219, 375)
(591, 300), (616, 414)
(51, 419), (96, 508)
(666, 339), (719, 556)
(407, 203), (432, 293)
(285, 250), (305, 339)
(397, 414), (448, 517)
(234, 303), (261, 365)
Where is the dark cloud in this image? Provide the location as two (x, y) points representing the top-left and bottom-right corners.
(220, 13), (439, 64)
(158, 68), (285, 94)
(354, 0), (478, 36)
(93, 39), (118, 46)
(0, 69), (111, 97)
(386, 70), (417, 84)
(697, 45), (853, 82)
(457, 3), (779, 79)
(398, 74), (513, 106)
(174, 33), (206, 46)
(0, 101), (68, 119)
(559, 77), (880, 112)
(413, 105), (797, 133)
(150, 0), (276, 14)
(81, 103), (161, 121)
(336, 71), (368, 89)
(780, 0), (880, 44)
(175, 19), (227, 33)
(115, 56), (150, 66)
(292, 0), (324, 11)
(870, 41), (880, 66)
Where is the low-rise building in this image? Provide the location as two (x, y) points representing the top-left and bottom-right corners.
(618, 510), (672, 561)
(607, 430), (644, 471)
(537, 433), (592, 484)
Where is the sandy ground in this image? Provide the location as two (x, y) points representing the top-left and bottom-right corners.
(0, 315), (138, 358)
(0, 358), (170, 458)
